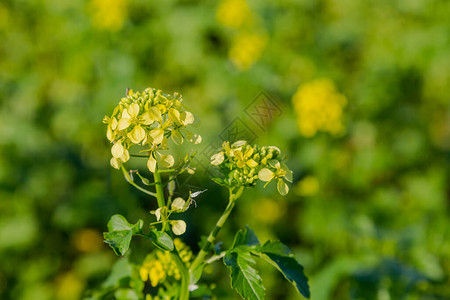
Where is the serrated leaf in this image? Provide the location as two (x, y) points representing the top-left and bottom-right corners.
(104, 215), (143, 256)
(149, 229), (174, 251)
(257, 241), (310, 298)
(224, 250), (265, 300)
(232, 226), (261, 249)
(104, 230), (133, 256)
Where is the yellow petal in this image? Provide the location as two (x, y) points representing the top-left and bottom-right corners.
(210, 152), (224, 165)
(246, 159), (258, 168)
(121, 109), (131, 119)
(128, 125), (146, 144)
(277, 179), (289, 196)
(171, 220), (186, 235)
(160, 154), (174, 168)
(244, 147), (254, 158)
(258, 168), (274, 182)
(155, 207), (162, 221)
(117, 118), (131, 130)
(234, 150), (244, 161)
(111, 142), (124, 158)
(120, 149), (130, 163)
(139, 267), (148, 281)
(148, 106), (162, 122)
(171, 130), (184, 145)
(149, 128), (164, 145)
(140, 112), (154, 125)
(110, 157), (120, 169)
(232, 140), (247, 147)
(111, 117), (118, 130)
(147, 156), (157, 173)
(181, 111), (194, 126)
(106, 126), (114, 142)
(128, 103), (140, 118)
(171, 197), (186, 211)
(168, 108), (181, 124)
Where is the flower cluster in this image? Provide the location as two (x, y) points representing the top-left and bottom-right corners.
(216, 0), (268, 71)
(89, 0), (129, 31)
(139, 239), (193, 287)
(210, 141), (292, 195)
(292, 78), (347, 137)
(103, 88), (201, 172)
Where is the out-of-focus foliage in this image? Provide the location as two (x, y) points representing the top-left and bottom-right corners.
(0, 0), (449, 299)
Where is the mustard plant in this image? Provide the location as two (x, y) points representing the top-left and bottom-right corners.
(89, 88), (310, 300)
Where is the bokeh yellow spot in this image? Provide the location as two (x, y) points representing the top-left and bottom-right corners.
(216, 0), (253, 29)
(295, 176), (320, 196)
(253, 198), (285, 224)
(229, 31), (268, 70)
(89, 0), (128, 31)
(55, 271), (85, 300)
(292, 78), (347, 137)
(72, 229), (104, 253)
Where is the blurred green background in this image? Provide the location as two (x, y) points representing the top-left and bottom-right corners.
(0, 0), (449, 299)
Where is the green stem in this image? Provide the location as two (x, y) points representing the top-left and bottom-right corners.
(153, 164), (190, 299)
(120, 165), (157, 197)
(171, 252), (190, 300)
(153, 165), (166, 208)
(189, 186), (245, 274)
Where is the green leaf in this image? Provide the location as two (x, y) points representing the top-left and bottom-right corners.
(224, 250), (265, 300)
(149, 229), (174, 251)
(190, 284), (213, 298)
(104, 215), (143, 256)
(114, 288), (139, 300)
(257, 241), (310, 298)
(190, 263), (205, 286)
(104, 230), (133, 256)
(107, 215), (133, 231)
(231, 226), (260, 249)
(102, 258), (132, 288)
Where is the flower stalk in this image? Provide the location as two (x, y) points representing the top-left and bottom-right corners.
(189, 186), (245, 274)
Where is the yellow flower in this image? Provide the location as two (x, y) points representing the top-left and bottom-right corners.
(104, 88), (201, 172)
(292, 78), (347, 137)
(210, 141), (292, 195)
(140, 239), (193, 286)
(229, 31), (268, 70)
(216, 0), (253, 29)
(140, 260), (166, 287)
(89, 0), (128, 31)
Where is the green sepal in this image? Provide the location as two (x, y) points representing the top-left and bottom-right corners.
(104, 215), (143, 256)
(211, 177), (228, 187)
(149, 229), (174, 251)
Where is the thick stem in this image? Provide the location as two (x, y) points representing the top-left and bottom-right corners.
(189, 186), (245, 273)
(152, 165), (166, 208)
(153, 164), (189, 299)
(171, 252), (190, 300)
